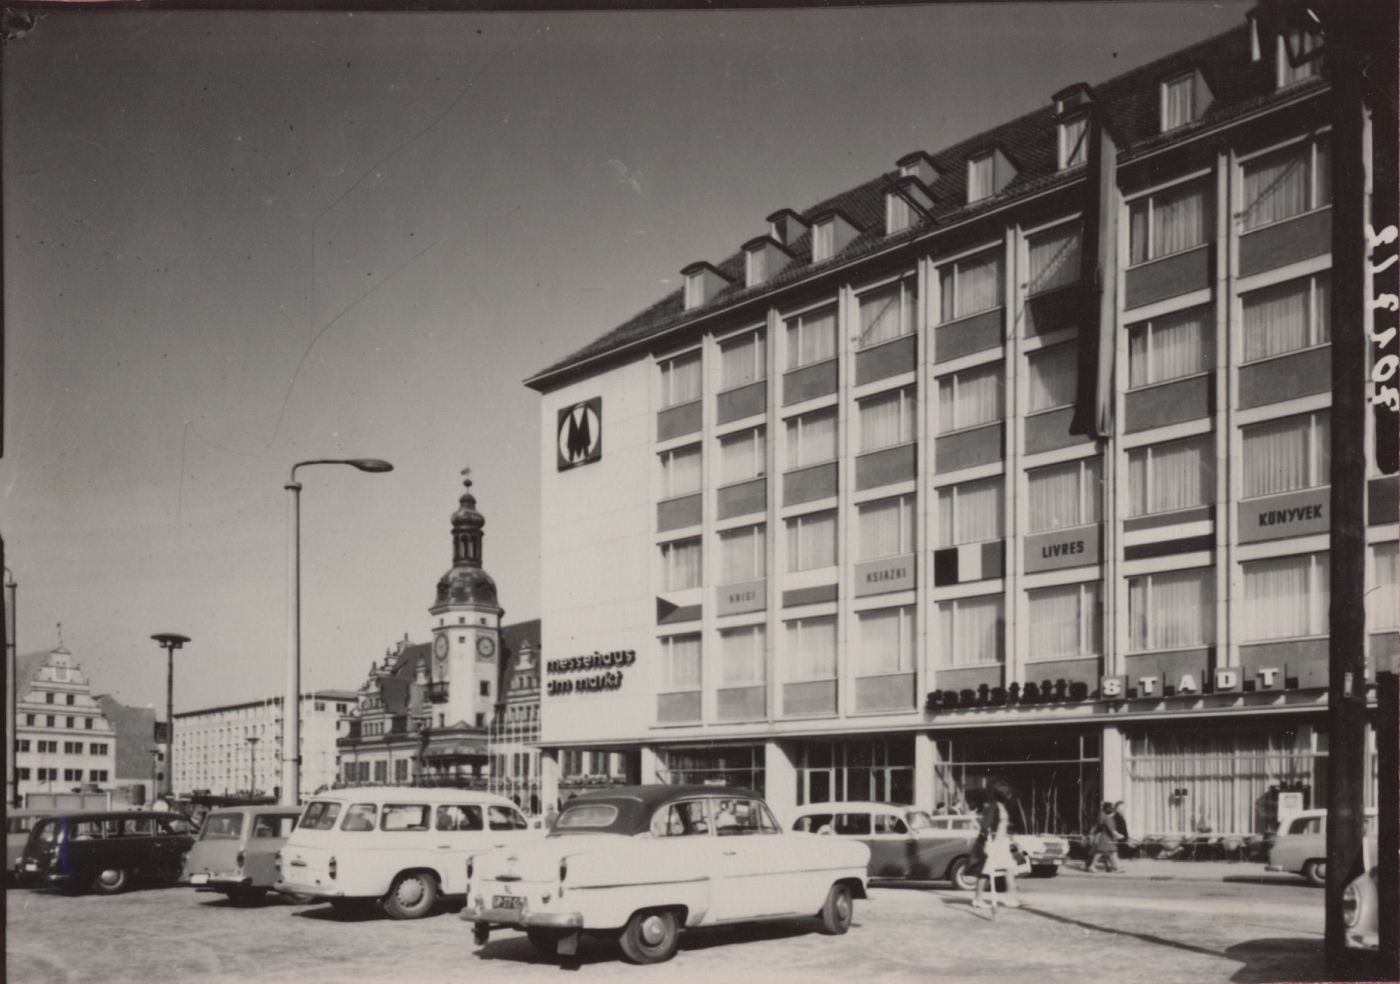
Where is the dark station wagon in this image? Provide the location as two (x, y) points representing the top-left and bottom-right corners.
(20, 811), (196, 894)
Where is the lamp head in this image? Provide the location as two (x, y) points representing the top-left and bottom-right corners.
(347, 459), (393, 473)
(151, 633), (191, 650)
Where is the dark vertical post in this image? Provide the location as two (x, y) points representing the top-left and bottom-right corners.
(1377, 670), (1398, 979)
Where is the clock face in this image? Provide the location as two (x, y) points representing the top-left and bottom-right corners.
(433, 635), (449, 660)
(476, 635), (496, 659)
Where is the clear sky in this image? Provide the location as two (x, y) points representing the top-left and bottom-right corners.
(2, 1), (1252, 715)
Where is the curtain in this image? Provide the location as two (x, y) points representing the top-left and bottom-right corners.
(719, 626), (765, 686)
(938, 596), (1003, 667)
(860, 389), (914, 450)
(1243, 278), (1310, 361)
(664, 635), (702, 690)
(859, 496), (913, 559)
(1131, 569), (1213, 650)
(1028, 459), (1099, 532)
(1242, 413), (1326, 497)
(720, 429), (763, 485)
(859, 283), (913, 346)
(719, 526), (765, 583)
(1129, 436), (1212, 515)
(1130, 307), (1209, 387)
(1028, 225), (1081, 294)
(858, 607), (914, 674)
(1369, 542), (1400, 632)
(1164, 75), (1194, 129)
(663, 539), (701, 590)
(662, 353), (702, 407)
(1028, 583), (1098, 659)
(1242, 145), (1308, 230)
(787, 307), (836, 368)
(1061, 115), (1088, 168)
(813, 221), (835, 262)
(1154, 181), (1207, 257)
(786, 512), (837, 571)
(665, 445), (702, 496)
(939, 363), (1002, 431)
(787, 617), (837, 679)
(968, 155), (994, 203)
(786, 410), (837, 469)
(958, 252), (1002, 318)
(1027, 343), (1079, 412)
(1314, 275), (1331, 344)
(938, 477), (1003, 546)
(720, 332), (764, 389)
(1244, 554), (1326, 641)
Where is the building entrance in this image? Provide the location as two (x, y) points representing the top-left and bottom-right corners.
(933, 730), (1100, 834)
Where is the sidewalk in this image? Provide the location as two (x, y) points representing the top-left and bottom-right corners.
(1053, 858), (1307, 884)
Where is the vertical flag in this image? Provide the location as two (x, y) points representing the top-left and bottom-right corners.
(1069, 104), (1119, 439)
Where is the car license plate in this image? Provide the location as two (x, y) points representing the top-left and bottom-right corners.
(190, 874), (209, 885)
(493, 894), (525, 910)
(23, 862), (37, 872)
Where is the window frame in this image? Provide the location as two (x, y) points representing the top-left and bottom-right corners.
(1277, 28), (1320, 88)
(1026, 581), (1103, 661)
(783, 615), (839, 682)
(1240, 272), (1331, 365)
(658, 444), (703, 500)
(659, 537), (703, 591)
(856, 605), (917, 675)
(1127, 176), (1212, 265)
(1159, 72), (1196, 132)
(718, 330), (766, 392)
(936, 594), (1005, 668)
(660, 633), (703, 692)
(936, 361), (1004, 434)
(659, 350), (703, 410)
(855, 277), (917, 349)
(857, 494), (916, 561)
(718, 426), (766, 486)
(1127, 567), (1215, 652)
(718, 524), (766, 584)
(1058, 114), (1088, 171)
(1127, 306), (1213, 389)
(1127, 434), (1214, 517)
(785, 510), (839, 572)
(1241, 551), (1329, 642)
(858, 386), (917, 453)
(812, 219), (835, 263)
(967, 151), (995, 203)
(1240, 410), (1330, 499)
(937, 250), (1003, 322)
(1025, 341), (1079, 414)
(784, 305), (838, 371)
(1026, 456), (1103, 533)
(718, 624), (766, 688)
(784, 408), (838, 470)
(1238, 133), (1330, 232)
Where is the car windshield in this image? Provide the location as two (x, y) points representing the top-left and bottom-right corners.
(300, 801), (342, 831)
(201, 814), (243, 840)
(905, 810), (935, 831)
(555, 804), (618, 830)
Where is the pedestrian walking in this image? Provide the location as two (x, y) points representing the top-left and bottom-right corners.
(971, 784), (1022, 910)
(1085, 803), (1121, 873)
(1112, 801), (1134, 864)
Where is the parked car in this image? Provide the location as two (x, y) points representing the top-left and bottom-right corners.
(7, 809), (50, 885)
(1010, 831), (1070, 877)
(1341, 863), (1379, 951)
(275, 787), (536, 919)
(19, 811), (196, 894)
(1266, 808), (1377, 887)
(182, 805), (308, 903)
(462, 785), (870, 965)
(790, 801), (982, 889)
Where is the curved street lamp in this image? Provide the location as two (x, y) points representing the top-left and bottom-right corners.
(284, 458), (393, 807)
(151, 633), (190, 800)
(5, 565), (17, 808)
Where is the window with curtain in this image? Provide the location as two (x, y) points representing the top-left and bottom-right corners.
(660, 351), (702, 408)
(719, 428), (765, 485)
(937, 476), (1004, 546)
(1242, 274), (1330, 362)
(859, 387), (916, 451)
(967, 153), (994, 203)
(1241, 137), (1330, 230)
(858, 495), (915, 560)
(1128, 568), (1214, 651)
(684, 274), (704, 311)
(1278, 29), (1320, 87)
(1059, 115), (1088, 170)
(785, 616), (837, 680)
(1161, 73), (1195, 131)
(1128, 435), (1214, 516)
(745, 248), (766, 287)
(1129, 179), (1210, 264)
(720, 331), (766, 390)
(662, 634), (702, 690)
(1027, 343), (1079, 413)
(1242, 411), (1329, 498)
(785, 409), (838, 470)
(1027, 581), (1102, 659)
(857, 279), (917, 347)
(719, 625), (766, 686)
(660, 538), (702, 590)
(660, 445), (702, 499)
(812, 220), (836, 263)
(1368, 542), (1399, 632)
(939, 251), (1003, 321)
(937, 595), (1004, 666)
(786, 306), (837, 369)
(887, 193), (912, 235)
(1243, 552), (1329, 641)
(937, 362), (1003, 432)
(858, 606), (916, 674)
(1027, 457), (1102, 532)
(1027, 224), (1081, 294)
(785, 511), (837, 571)
(719, 525), (766, 583)
(1128, 307), (1212, 387)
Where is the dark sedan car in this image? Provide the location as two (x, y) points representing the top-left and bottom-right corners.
(20, 811), (196, 894)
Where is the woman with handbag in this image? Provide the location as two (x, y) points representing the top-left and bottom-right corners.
(971, 784), (1022, 910)
(1085, 803), (1121, 872)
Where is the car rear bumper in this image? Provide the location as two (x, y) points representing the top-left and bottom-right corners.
(187, 873), (253, 890)
(276, 879), (344, 898)
(1264, 864), (1285, 872)
(461, 904), (584, 931)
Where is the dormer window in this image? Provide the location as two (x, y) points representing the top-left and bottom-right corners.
(680, 262), (733, 311)
(884, 177), (934, 236)
(1278, 27), (1320, 87)
(887, 195), (911, 235)
(767, 209), (807, 247)
(1058, 114), (1088, 170)
(1161, 69), (1210, 132)
(968, 152), (995, 202)
(745, 249), (765, 287)
(743, 236), (793, 288)
(896, 151), (937, 184)
(684, 272), (705, 310)
(812, 218), (835, 262)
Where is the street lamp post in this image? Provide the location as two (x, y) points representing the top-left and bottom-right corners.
(150, 633), (190, 801)
(246, 735), (260, 797)
(4, 563), (18, 809)
(284, 458), (392, 808)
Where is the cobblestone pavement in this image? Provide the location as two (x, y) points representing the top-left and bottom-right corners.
(5, 873), (1328, 984)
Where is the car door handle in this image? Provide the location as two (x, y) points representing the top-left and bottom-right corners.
(437, 845), (451, 850)
(722, 850), (738, 857)
(493, 843), (506, 849)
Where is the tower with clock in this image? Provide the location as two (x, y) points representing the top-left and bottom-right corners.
(429, 468), (504, 731)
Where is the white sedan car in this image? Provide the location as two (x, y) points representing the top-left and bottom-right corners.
(462, 785), (871, 964)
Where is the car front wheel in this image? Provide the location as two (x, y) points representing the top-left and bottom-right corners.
(948, 856), (978, 891)
(382, 871), (439, 920)
(818, 882), (854, 935)
(618, 909), (680, 964)
(92, 868), (129, 895)
(1302, 860), (1325, 887)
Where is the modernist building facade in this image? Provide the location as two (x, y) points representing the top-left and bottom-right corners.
(171, 691), (357, 798)
(527, 10), (1397, 836)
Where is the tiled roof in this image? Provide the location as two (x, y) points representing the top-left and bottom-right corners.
(527, 20), (1325, 390)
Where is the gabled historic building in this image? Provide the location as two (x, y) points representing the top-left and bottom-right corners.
(14, 645), (118, 801)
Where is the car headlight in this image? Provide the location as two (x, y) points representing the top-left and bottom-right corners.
(1341, 882), (1361, 928)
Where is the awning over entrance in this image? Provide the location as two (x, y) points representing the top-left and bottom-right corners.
(425, 741), (487, 759)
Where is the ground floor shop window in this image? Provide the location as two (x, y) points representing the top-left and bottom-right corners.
(661, 745), (765, 797)
(933, 731), (1100, 834)
(797, 737), (913, 806)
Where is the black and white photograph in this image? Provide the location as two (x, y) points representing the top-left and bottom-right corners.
(2, 1), (1397, 981)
